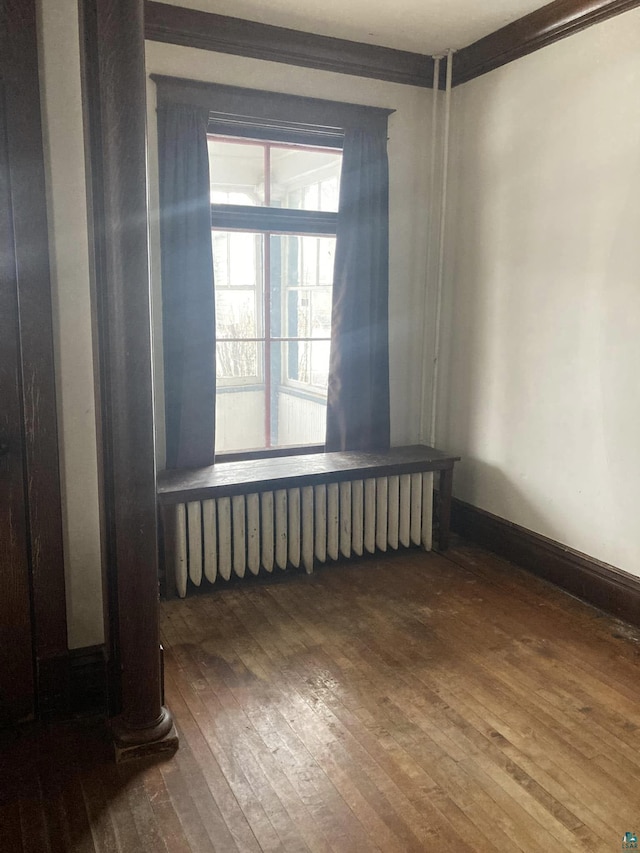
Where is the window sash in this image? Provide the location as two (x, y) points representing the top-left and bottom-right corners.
(209, 131), (340, 451)
(211, 204), (337, 235)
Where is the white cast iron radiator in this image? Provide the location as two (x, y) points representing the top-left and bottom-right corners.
(164, 473), (434, 598)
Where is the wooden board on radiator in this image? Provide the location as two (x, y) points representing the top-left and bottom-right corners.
(158, 444), (459, 504)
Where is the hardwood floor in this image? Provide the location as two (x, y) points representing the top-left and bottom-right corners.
(3, 540), (640, 851)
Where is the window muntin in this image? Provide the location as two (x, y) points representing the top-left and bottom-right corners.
(209, 134), (341, 454)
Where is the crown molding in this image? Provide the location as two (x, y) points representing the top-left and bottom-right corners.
(145, 1), (435, 88)
(453, 0), (640, 85)
(145, 1), (640, 90)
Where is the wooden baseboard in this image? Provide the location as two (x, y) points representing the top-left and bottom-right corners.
(451, 498), (640, 627)
(38, 646), (108, 720)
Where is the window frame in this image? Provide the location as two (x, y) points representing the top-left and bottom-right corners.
(210, 133), (340, 454)
(152, 74), (393, 462)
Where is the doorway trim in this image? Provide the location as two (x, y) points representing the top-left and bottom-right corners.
(1, 0), (68, 716)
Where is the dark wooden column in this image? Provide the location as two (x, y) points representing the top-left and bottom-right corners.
(79, 0), (176, 760)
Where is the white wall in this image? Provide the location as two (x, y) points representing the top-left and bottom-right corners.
(145, 42), (436, 466)
(439, 9), (640, 575)
(37, 0), (104, 647)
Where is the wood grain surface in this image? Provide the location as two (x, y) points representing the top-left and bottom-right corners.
(3, 541), (640, 850)
(145, 1), (435, 88)
(158, 445), (460, 504)
(1, 0), (67, 703)
(454, 0), (640, 84)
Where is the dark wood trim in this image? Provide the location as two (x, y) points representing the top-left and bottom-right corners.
(211, 204), (337, 235)
(76, 0), (112, 699)
(146, 0), (640, 90)
(0, 48), (34, 722)
(453, 0), (640, 85)
(2, 0), (68, 674)
(79, 0), (176, 760)
(437, 469), (453, 552)
(208, 120), (343, 148)
(68, 645), (108, 718)
(38, 645), (108, 720)
(145, 2), (435, 88)
(152, 75), (394, 132)
(78, 0), (119, 720)
(451, 498), (640, 627)
(216, 444), (325, 464)
(158, 445), (460, 505)
(36, 655), (70, 720)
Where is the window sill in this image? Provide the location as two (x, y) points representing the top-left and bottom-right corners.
(215, 444), (325, 464)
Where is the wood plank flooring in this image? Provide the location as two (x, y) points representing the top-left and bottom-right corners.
(3, 540), (640, 851)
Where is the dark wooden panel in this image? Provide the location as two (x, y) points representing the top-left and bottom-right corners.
(37, 645), (108, 720)
(2, 0), (67, 666)
(78, 0), (121, 720)
(145, 1), (435, 87)
(451, 497), (640, 627)
(153, 75), (394, 131)
(454, 0), (640, 85)
(0, 23), (34, 723)
(158, 444), (460, 504)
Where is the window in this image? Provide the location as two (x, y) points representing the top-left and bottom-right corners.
(155, 75), (392, 468)
(209, 134), (343, 454)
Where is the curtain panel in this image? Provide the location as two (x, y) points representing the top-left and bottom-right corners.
(157, 103), (216, 469)
(326, 127), (391, 451)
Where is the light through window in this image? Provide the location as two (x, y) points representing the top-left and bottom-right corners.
(209, 135), (342, 454)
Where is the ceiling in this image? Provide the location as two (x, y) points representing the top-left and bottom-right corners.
(161, 0), (552, 55)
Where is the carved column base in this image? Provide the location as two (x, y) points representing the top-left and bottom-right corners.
(112, 705), (178, 763)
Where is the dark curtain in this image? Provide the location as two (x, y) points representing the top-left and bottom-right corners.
(326, 126), (390, 451)
(157, 103), (216, 469)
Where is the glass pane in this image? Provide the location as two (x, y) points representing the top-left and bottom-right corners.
(270, 146), (342, 211)
(212, 232), (228, 284)
(271, 234), (335, 338)
(303, 184), (319, 210)
(286, 290), (311, 338)
(212, 231), (261, 288)
(273, 234), (335, 290)
(216, 340), (261, 383)
(216, 387), (266, 452)
(311, 289), (332, 337)
(283, 340), (330, 390)
(273, 400), (326, 448)
(209, 138), (265, 206)
(301, 236), (318, 287)
(266, 341), (327, 448)
(276, 234), (301, 289)
(216, 290), (258, 339)
(318, 237), (335, 286)
(320, 176), (340, 212)
(311, 340), (331, 388)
